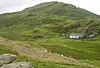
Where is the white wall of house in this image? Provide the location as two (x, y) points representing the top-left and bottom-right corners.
(70, 36), (75, 38)
(76, 36), (79, 39)
(70, 36), (79, 39)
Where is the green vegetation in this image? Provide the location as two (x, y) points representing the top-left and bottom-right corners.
(0, 1), (99, 40)
(34, 38), (100, 59)
(0, 1), (100, 68)
(0, 38), (84, 68)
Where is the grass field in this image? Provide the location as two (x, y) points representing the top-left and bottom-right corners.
(0, 36), (99, 68)
(32, 36), (100, 67)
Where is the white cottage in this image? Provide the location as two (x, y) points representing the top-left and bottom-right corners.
(70, 33), (84, 39)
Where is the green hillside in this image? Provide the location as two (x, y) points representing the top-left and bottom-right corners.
(0, 1), (100, 68)
(0, 1), (100, 40)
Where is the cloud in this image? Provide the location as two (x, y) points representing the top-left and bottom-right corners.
(0, 0), (36, 13)
(62, 0), (100, 15)
(0, 0), (53, 14)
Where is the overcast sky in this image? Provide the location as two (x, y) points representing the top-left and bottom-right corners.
(0, 0), (100, 15)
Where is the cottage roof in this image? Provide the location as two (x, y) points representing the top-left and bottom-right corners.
(70, 33), (84, 37)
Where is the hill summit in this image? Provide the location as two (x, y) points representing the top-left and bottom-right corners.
(24, 1), (97, 19)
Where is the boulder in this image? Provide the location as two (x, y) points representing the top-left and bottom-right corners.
(0, 62), (32, 68)
(0, 54), (17, 66)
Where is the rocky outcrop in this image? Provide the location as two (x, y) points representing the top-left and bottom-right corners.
(0, 54), (32, 68)
(0, 62), (32, 68)
(0, 54), (17, 66)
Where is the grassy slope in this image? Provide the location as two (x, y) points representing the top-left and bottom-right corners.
(0, 2), (99, 40)
(0, 37), (95, 68)
(33, 37), (100, 67)
(0, 36), (99, 67)
(0, 1), (100, 68)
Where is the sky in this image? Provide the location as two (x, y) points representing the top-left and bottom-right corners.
(0, 0), (100, 15)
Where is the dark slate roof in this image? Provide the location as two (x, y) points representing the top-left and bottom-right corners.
(70, 33), (84, 37)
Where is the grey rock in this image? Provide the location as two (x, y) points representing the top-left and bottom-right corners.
(0, 54), (17, 66)
(0, 62), (32, 68)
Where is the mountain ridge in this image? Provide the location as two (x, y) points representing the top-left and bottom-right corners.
(23, 1), (98, 18)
